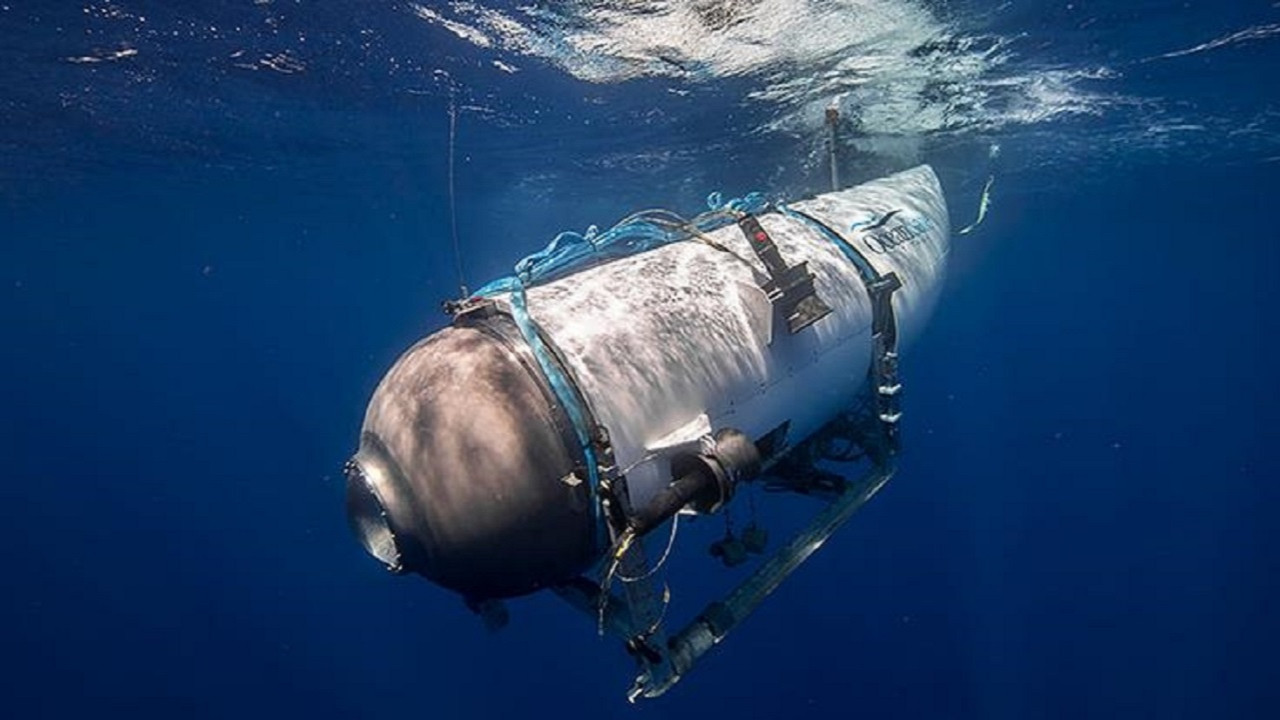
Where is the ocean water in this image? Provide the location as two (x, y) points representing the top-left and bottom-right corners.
(3, 2), (1278, 718)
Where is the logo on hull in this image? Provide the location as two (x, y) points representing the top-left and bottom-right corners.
(852, 213), (933, 254)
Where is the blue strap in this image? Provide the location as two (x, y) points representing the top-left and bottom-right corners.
(468, 191), (767, 545)
(779, 204), (881, 284)
(706, 190), (768, 215)
(476, 192), (767, 297)
(477, 220), (674, 296)
(480, 276), (606, 542)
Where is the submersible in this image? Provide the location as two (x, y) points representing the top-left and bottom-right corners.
(345, 165), (949, 698)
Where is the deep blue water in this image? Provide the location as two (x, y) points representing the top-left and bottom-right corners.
(4, 2), (1279, 718)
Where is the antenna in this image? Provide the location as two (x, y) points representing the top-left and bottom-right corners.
(446, 84), (469, 298)
(825, 103), (841, 192)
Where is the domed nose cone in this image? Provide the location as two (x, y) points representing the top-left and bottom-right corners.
(344, 447), (405, 574)
(348, 323), (598, 599)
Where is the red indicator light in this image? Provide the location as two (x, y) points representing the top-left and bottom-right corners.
(755, 231), (767, 243)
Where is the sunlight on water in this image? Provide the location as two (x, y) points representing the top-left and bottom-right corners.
(3, 1), (1277, 190)
(401, 0), (1280, 179)
(409, 1), (1116, 139)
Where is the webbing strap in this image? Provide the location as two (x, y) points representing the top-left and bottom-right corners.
(778, 205), (903, 453)
(779, 205), (881, 284)
(476, 280), (608, 544)
(734, 213), (832, 334)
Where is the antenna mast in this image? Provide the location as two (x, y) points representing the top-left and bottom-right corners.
(447, 85), (468, 298)
(825, 104), (841, 192)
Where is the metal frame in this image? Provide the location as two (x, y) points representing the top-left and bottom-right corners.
(552, 246), (905, 699)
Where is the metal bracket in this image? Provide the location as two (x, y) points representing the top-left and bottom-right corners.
(631, 458), (895, 700)
(443, 294), (498, 321)
(549, 208), (909, 701)
(737, 214), (832, 334)
(549, 397), (899, 701)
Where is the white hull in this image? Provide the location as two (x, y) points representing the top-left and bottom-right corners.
(511, 165), (950, 509)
